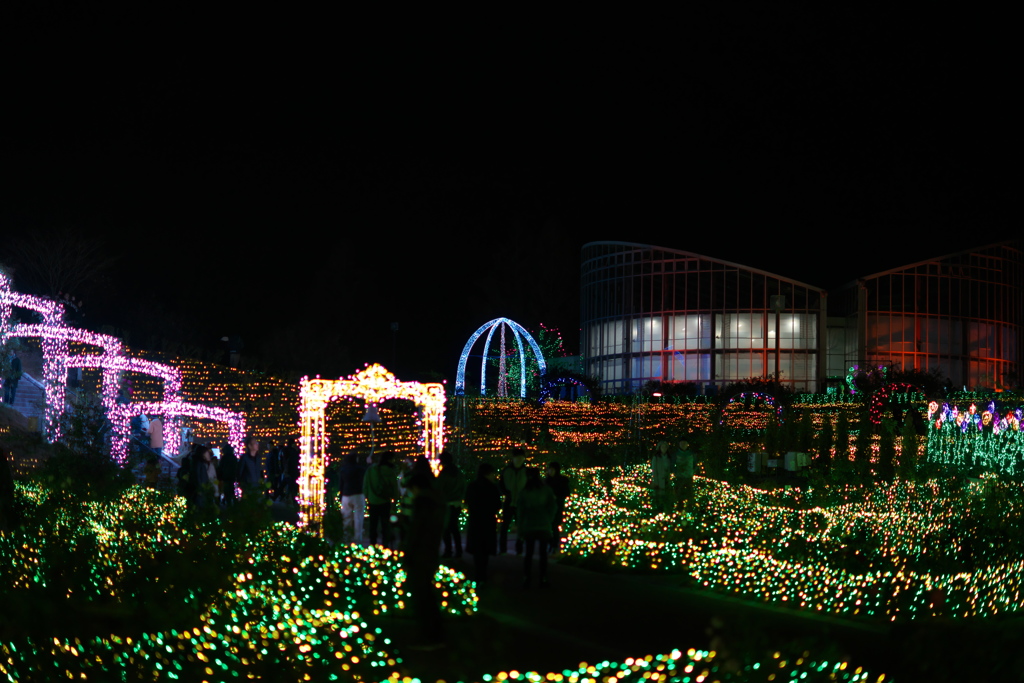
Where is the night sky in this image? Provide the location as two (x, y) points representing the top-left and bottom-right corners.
(1, 10), (1012, 383)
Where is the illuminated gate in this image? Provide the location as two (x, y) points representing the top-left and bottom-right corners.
(297, 364), (445, 531)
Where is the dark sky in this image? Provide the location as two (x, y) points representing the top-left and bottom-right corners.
(0, 10), (1013, 382)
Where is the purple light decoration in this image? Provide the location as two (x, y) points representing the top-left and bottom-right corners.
(2, 272), (243, 461)
(109, 401), (245, 465)
(0, 276), (68, 438)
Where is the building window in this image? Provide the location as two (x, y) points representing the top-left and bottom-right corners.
(766, 313), (818, 349)
(668, 352), (711, 382)
(587, 320), (626, 357)
(715, 313), (764, 350)
(630, 317), (663, 352)
(632, 354), (663, 381)
(717, 352), (765, 380)
(667, 314), (711, 350)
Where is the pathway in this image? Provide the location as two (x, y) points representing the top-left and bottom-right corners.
(368, 551), (896, 682)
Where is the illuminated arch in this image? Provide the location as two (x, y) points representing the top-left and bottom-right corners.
(298, 364), (445, 531)
(455, 317), (547, 398)
(1, 273), (230, 466)
(109, 400), (245, 465)
(9, 324), (182, 402)
(1, 277), (69, 437)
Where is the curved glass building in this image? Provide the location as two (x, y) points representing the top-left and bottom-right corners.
(835, 241), (1023, 391)
(581, 242), (827, 394)
(582, 241), (1023, 395)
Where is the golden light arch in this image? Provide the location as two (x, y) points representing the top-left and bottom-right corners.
(297, 363), (446, 531)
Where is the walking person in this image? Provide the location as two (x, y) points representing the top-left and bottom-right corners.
(499, 448), (529, 554)
(437, 451), (466, 559)
(143, 456), (160, 490)
(651, 440), (673, 513)
(237, 436), (262, 495)
(219, 441), (238, 506)
(364, 451), (398, 547)
(147, 414), (164, 458)
(191, 444), (217, 509)
(177, 448), (193, 499)
(400, 469), (447, 650)
(464, 462), (502, 585)
(544, 461), (571, 553)
(2, 350), (21, 405)
(517, 467), (555, 588)
(338, 451), (368, 545)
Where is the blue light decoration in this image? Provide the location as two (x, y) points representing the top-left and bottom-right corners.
(455, 318), (547, 398)
(721, 391), (784, 426)
(539, 375), (590, 403)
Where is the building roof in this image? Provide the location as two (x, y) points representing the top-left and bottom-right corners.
(841, 239), (1023, 287)
(582, 241), (827, 293)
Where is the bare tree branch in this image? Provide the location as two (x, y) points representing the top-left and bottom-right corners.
(9, 228), (120, 298)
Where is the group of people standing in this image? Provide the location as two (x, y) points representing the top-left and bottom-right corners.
(325, 448), (466, 552)
(650, 438), (695, 512)
(323, 445), (571, 650)
(323, 445), (573, 590)
(176, 436), (292, 508)
(464, 448), (571, 589)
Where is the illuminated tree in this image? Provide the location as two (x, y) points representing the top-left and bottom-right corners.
(485, 322), (565, 395)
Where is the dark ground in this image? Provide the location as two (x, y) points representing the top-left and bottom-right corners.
(369, 551), (894, 682)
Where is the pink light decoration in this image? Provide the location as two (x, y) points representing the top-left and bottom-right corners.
(108, 401), (245, 465)
(0, 275), (68, 437)
(297, 364), (446, 532)
(2, 273), (239, 464)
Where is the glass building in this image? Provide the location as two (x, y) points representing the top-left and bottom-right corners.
(834, 241), (1023, 391)
(581, 242), (827, 394)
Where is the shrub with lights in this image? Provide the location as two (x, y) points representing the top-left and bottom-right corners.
(926, 400), (1024, 478)
(0, 477), (897, 683)
(0, 481), (477, 681)
(561, 464), (1024, 621)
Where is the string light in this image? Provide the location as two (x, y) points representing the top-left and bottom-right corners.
(0, 483), (475, 680)
(561, 464), (1024, 620)
(455, 317), (547, 398)
(927, 400), (1024, 475)
(1, 273), (245, 458)
(108, 400), (245, 464)
(0, 480), (887, 682)
(868, 384), (920, 425)
(298, 364), (445, 531)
